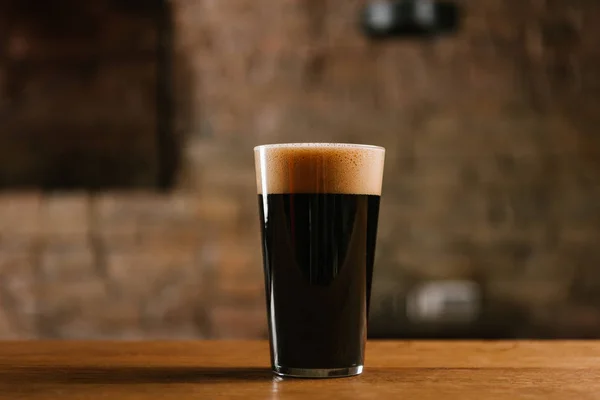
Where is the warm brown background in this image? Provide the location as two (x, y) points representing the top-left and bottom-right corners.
(0, 0), (599, 339)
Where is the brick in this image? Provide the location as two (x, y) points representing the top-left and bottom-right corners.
(393, 246), (476, 280)
(186, 160), (257, 196)
(214, 244), (260, 282)
(94, 193), (195, 226)
(182, 147), (256, 194)
(43, 235), (90, 251)
(41, 193), (90, 237)
(0, 309), (20, 339)
(142, 324), (203, 340)
(0, 252), (37, 338)
(0, 193), (41, 242)
(536, 305), (600, 338)
(488, 281), (570, 309)
(38, 281), (142, 339)
(215, 279), (264, 306)
(208, 305), (268, 339)
(140, 279), (205, 339)
(137, 224), (203, 251)
(193, 196), (241, 226)
(0, 236), (37, 253)
(105, 246), (205, 338)
(95, 225), (138, 250)
(94, 193), (200, 249)
(106, 247), (200, 298)
(39, 245), (97, 283)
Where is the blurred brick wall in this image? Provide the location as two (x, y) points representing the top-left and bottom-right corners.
(1, 0), (600, 339)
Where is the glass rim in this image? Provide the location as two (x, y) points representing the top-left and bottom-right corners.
(254, 143), (385, 151)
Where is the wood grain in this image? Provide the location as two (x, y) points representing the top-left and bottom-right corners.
(0, 341), (599, 399)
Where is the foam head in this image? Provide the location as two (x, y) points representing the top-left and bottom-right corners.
(254, 143), (385, 195)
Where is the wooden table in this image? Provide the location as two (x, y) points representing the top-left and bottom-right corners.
(1, 341), (599, 399)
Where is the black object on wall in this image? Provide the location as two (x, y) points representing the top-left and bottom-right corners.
(0, 0), (177, 191)
(155, 0), (177, 191)
(361, 0), (460, 39)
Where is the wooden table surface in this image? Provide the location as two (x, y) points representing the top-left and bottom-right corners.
(1, 341), (599, 399)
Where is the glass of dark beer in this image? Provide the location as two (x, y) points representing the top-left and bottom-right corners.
(254, 143), (385, 378)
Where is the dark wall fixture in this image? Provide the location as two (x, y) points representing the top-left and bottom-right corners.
(362, 0), (460, 39)
(0, 0), (176, 191)
(155, 0), (177, 191)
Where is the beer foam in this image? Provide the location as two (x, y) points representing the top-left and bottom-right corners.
(254, 143), (385, 195)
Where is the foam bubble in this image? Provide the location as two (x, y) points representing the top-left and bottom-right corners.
(254, 143), (385, 195)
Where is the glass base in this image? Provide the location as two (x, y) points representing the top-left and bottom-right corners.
(273, 365), (363, 378)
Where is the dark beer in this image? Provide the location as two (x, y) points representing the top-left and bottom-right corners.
(259, 193), (380, 370)
(255, 144), (385, 377)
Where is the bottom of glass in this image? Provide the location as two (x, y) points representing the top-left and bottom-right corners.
(273, 365), (363, 378)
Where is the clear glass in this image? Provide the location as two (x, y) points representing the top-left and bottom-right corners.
(254, 143), (385, 378)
